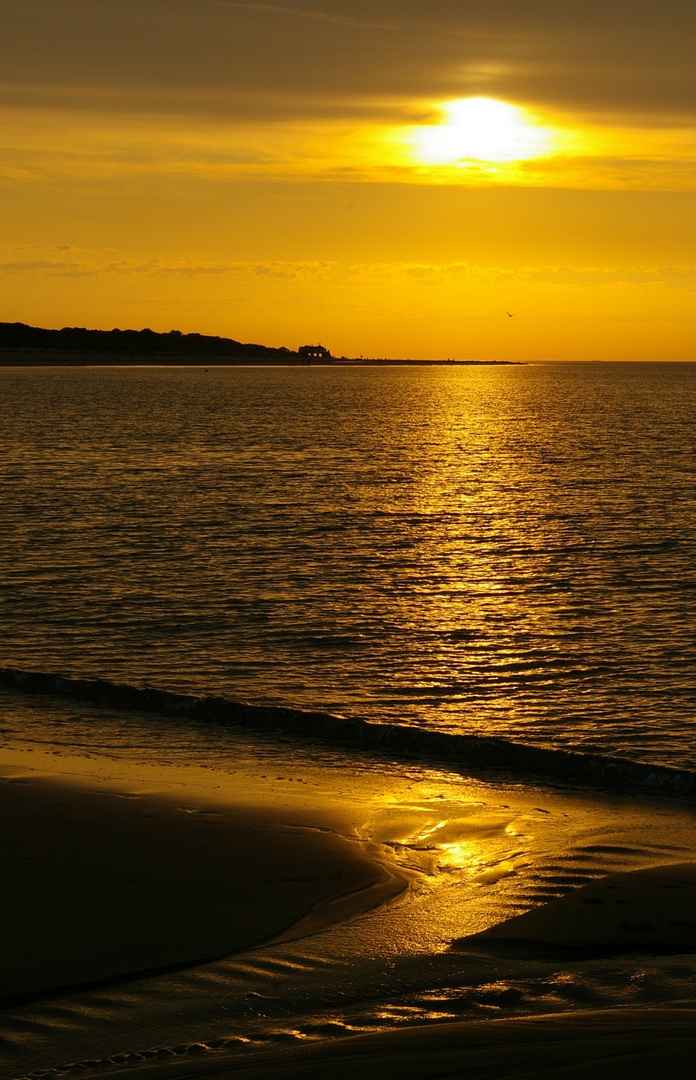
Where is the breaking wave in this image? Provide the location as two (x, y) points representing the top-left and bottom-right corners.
(1, 666), (695, 798)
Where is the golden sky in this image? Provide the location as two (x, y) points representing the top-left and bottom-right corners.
(1, 0), (695, 359)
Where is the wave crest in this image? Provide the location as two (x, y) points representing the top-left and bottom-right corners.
(1, 667), (694, 798)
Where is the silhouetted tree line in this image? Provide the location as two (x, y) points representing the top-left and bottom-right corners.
(0, 322), (295, 359)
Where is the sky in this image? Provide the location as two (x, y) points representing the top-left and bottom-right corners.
(1, 0), (695, 360)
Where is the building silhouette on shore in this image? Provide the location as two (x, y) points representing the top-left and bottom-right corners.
(298, 344), (332, 361)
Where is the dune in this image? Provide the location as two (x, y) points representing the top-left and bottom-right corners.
(73, 1008), (696, 1080)
(0, 769), (405, 1004)
(452, 862), (696, 957)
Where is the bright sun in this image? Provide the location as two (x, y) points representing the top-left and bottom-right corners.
(412, 97), (552, 165)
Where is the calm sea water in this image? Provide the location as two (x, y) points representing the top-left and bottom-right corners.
(1, 362), (694, 770)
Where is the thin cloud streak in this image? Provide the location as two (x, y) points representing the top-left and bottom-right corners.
(0, 257), (339, 280)
(2, 255), (693, 291)
(217, 2), (394, 31)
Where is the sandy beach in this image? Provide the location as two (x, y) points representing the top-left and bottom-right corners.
(3, 737), (696, 1079)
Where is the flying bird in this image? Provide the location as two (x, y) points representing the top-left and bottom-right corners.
(506, 311), (515, 317)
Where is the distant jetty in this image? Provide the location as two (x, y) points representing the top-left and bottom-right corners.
(0, 322), (523, 366)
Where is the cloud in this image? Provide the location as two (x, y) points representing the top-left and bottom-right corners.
(0, 256), (338, 280)
(4, 255), (692, 298)
(344, 262), (696, 289)
(0, 260), (88, 275)
(0, 1), (694, 123)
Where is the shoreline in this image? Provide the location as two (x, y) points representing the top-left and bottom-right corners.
(0, 354), (523, 367)
(2, 668), (694, 799)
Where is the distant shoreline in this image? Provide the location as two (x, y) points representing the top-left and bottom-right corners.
(0, 350), (523, 367)
(0, 322), (524, 366)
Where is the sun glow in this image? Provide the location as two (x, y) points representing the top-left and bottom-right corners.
(412, 97), (553, 166)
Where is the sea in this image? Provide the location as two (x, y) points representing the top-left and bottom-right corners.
(1, 360), (695, 1077)
(1, 361), (695, 774)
